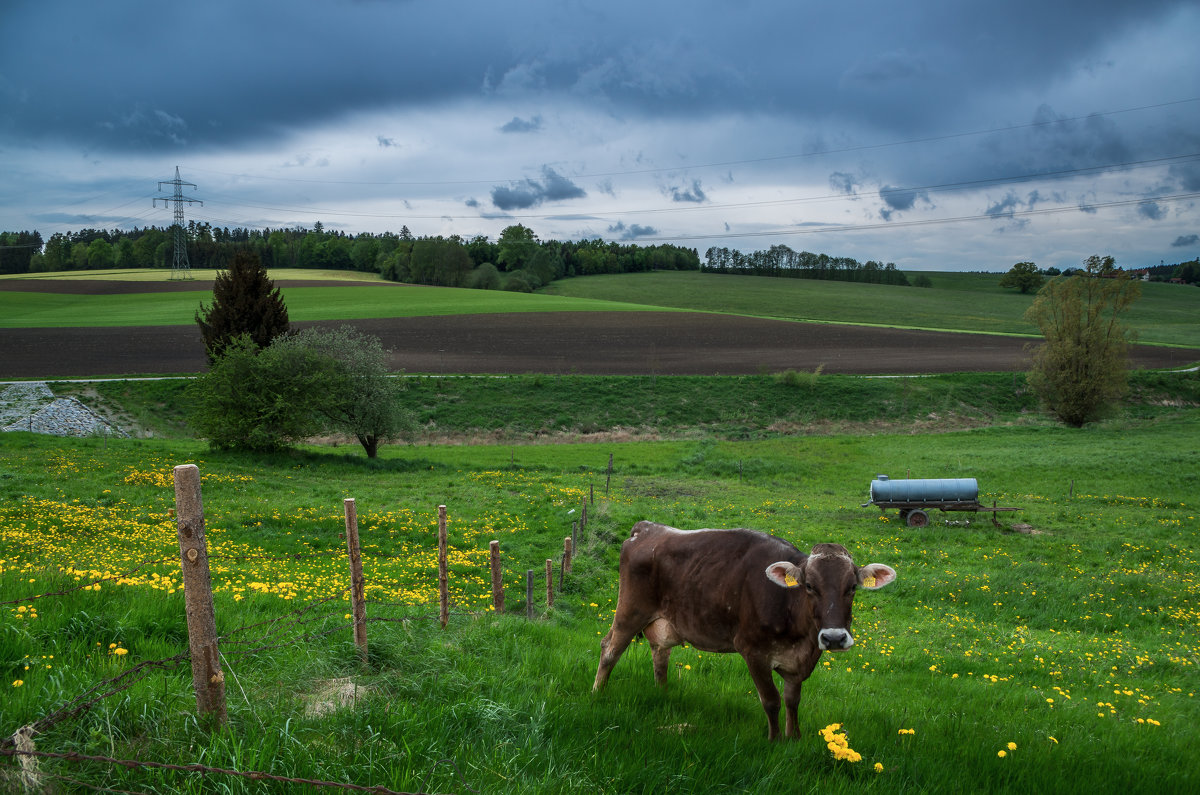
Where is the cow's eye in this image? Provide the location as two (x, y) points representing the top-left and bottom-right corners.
(804, 583), (817, 594)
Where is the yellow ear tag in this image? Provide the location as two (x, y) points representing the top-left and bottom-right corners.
(784, 573), (799, 587)
(862, 576), (877, 588)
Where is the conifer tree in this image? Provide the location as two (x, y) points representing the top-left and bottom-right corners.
(195, 249), (290, 362)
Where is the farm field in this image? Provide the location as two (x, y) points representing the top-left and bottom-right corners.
(1, 413), (1198, 793)
(0, 270), (1196, 379)
(542, 271), (1200, 348)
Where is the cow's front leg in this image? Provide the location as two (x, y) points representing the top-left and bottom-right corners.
(742, 656), (782, 740)
(782, 676), (803, 738)
(593, 625), (638, 692)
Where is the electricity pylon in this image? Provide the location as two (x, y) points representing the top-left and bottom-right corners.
(154, 166), (202, 280)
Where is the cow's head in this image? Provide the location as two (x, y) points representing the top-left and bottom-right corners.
(765, 543), (896, 652)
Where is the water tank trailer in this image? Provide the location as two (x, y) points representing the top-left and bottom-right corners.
(863, 475), (1020, 527)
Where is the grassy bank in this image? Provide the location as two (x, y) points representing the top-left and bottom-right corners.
(1, 409), (1198, 793)
(54, 369), (1200, 444)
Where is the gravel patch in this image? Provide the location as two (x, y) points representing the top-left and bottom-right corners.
(0, 382), (128, 437)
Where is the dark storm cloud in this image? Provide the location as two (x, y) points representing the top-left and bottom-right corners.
(1171, 234), (1199, 247)
(829, 172), (860, 195)
(608, 221), (658, 240)
(4, 0), (1189, 155)
(490, 167), (586, 210)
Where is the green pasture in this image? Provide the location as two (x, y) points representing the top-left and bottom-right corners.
(2, 409), (1198, 793)
(542, 271), (1200, 347)
(0, 282), (661, 329)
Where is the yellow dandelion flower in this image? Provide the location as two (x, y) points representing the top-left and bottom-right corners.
(12, 680), (23, 688)
(874, 762), (884, 773)
(1007, 742), (1017, 751)
(998, 750), (1007, 758)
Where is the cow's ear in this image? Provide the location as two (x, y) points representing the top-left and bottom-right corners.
(765, 561), (803, 589)
(857, 563), (897, 590)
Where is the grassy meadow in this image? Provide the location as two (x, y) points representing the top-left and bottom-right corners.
(2, 410), (1199, 793)
(2, 267), (1198, 792)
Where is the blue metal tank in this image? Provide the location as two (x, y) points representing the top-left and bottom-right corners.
(869, 475), (978, 504)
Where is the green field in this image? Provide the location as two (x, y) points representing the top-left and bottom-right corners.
(3, 269), (1197, 348)
(543, 272), (1200, 348)
(2, 412), (1198, 793)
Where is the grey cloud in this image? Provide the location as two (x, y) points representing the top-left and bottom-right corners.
(608, 221), (658, 239)
(1138, 200), (1167, 221)
(829, 172), (860, 196)
(879, 185), (930, 220)
(1171, 234), (1199, 247)
(377, 136), (399, 148)
(501, 116), (543, 133)
(841, 49), (928, 85)
(668, 179), (707, 203)
(491, 166), (586, 210)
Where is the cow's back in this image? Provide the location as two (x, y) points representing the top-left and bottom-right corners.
(617, 521), (808, 653)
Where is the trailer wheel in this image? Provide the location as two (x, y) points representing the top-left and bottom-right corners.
(906, 510), (929, 528)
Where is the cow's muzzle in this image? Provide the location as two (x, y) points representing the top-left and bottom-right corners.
(818, 628), (854, 651)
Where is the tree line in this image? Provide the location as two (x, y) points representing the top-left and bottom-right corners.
(703, 244), (911, 285)
(0, 222), (702, 291)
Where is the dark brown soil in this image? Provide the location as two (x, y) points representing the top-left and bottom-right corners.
(1, 280), (1195, 378)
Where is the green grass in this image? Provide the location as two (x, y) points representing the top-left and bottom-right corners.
(0, 282), (663, 328)
(541, 271), (1200, 347)
(2, 406), (1199, 793)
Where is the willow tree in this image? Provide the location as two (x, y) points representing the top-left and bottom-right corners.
(1024, 255), (1141, 427)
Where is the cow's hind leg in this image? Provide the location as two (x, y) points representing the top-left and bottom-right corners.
(593, 623), (640, 692)
(643, 619), (681, 688)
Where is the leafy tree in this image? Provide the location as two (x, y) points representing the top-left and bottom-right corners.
(496, 224), (537, 272)
(274, 326), (412, 458)
(186, 335), (331, 452)
(999, 261), (1044, 294)
(195, 249), (290, 362)
(1024, 255), (1141, 427)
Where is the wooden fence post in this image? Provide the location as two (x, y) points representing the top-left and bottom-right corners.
(563, 536), (573, 578)
(526, 570), (535, 620)
(545, 559), (554, 608)
(606, 453), (613, 496)
(438, 505), (449, 629)
(343, 498), (368, 665)
(489, 540), (504, 613)
(172, 464), (227, 725)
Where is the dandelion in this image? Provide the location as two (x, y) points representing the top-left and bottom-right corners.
(898, 728), (916, 735)
(12, 680), (22, 688)
(1007, 742), (1017, 751)
(998, 750), (1007, 758)
(874, 762), (884, 773)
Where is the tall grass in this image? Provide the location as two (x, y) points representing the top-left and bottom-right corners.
(2, 407), (1198, 793)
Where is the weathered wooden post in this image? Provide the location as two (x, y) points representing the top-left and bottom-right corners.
(545, 558), (554, 608)
(606, 453), (613, 496)
(489, 540), (504, 613)
(580, 498), (588, 533)
(172, 464), (227, 725)
(438, 505), (449, 629)
(343, 498), (368, 665)
(563, 536), (573, 579)
(525, 570), (535, 620)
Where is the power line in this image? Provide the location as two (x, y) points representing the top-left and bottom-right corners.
(153, 166), (202, 280)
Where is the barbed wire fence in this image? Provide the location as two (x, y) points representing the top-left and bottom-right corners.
(2, 462), (596, 793)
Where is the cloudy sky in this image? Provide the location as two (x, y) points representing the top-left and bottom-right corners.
(2, 0), (1199, 271)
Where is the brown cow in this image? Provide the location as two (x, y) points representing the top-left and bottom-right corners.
(592, 521), (896, 739)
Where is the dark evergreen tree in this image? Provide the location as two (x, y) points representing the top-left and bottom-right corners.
(195, 249), (290, 362)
